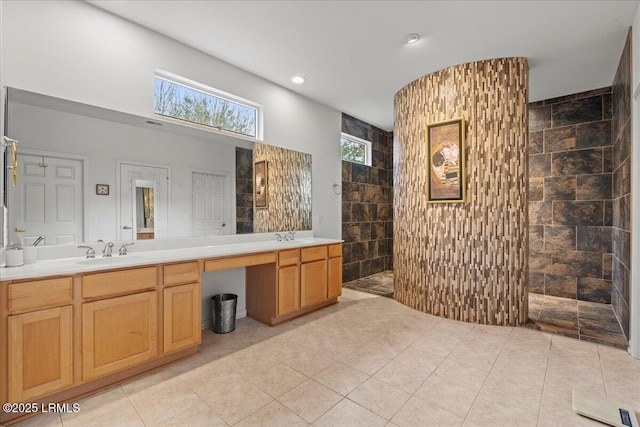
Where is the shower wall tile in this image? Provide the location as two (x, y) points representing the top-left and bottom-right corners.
(552, 96), (603, 127)
(544, 176), (576, 200)
(577, 278), (611, 304)
(552, 201), (603, 226)
(545, 275), (577, 299)
(551, 149), (603, 176)
(576, 174), (611, 200)
(544, 226), (576, 251)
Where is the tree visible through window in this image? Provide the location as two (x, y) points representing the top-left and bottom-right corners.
(154, 76), (258, 138)
(341, 133), (371, 166)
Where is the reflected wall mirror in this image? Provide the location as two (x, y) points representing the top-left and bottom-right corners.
(2, 88), (312, 246)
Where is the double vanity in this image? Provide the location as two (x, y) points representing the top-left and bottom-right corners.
(0, 236), (342, 425)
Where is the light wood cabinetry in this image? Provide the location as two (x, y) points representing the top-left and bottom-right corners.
(8, 306), (73, 402)
(164, 283), (201, 353)
(277, 265), (300, 316)
(82, 291), (158, 380)
(327, 244), (343, 299)
(301, 260), (327, 307)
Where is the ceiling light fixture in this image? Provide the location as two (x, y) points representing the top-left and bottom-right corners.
(404, 33), (420, 44)
(291, 76), (306, 84)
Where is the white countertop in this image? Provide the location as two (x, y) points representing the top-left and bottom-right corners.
(0, 237), (341, 281)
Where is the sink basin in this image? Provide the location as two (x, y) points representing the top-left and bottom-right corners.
(76, 256), (143, 265)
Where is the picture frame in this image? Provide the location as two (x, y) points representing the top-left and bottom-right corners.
(96, 184), (110, 196)
(254, 160), (268, 208)
(425, 117), (466, 203)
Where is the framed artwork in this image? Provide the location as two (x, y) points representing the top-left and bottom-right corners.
(425, 117), (466, 203)
(254, 160), (268, 208)
(96, 184), (110, 195)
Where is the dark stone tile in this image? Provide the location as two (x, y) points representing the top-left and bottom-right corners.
(365, 185), (385, 204)
(553, 201), (603, 226)
(612, 290), (630, 339)
(351, 162), (371, 184)
(580, 334), (628, 349)
(375, 240), (390, 257)
(544, 176), (576, 200)
(372, 130), (387, 152)
(603, 146), (613, 173)
(544, 126), (576, 152)
(342, 243), (353, 264)
(359, 222), (371, 241)
(529, 272), (545, 294)
(612, 256), (630, 302)
(613, 119), (631, 167)
(545, 275), (577, 299)
(342, 223), (361, 242)
(370, 257), (386, 275)
(530, 105), (552, 131)
(576, 226), (612, 253)
(343, 182), (365, 203)
(377, 204), (392, 222)
(529, 131), (543, 154)
(612, 228), (630, 269)
(529, 153), (551, 178)
(604, 201), (613, 226)
(576, 87), (611, 99)
(613, 157), (631, 198)
(342, 161), (352, 182)
(547, 251), (602, 278)
(577, 278), (611, 303)
(236, 222), (253, 234)
(342, 262), (360, 283)
(612, 194), (631, 232)
(530, 100), (545, 107)
(551, 149), (602, 176)
(576, 174), (611, 200)
(351, 242), (368, 262)
(576, 120), (611, 149)
(603, 93), (612, 120)
(544, 226), (576, 251)
(529, 249), (552, 272)
(342, 114), (370, 141)
(529, 202), (552, 225)
(366, 203), (378, 221)
(552, 96), (603, 127)
(603, 253), (613, 280)
(361, 260), (373, 277)
(544, 93), (577, 105)
(529, 178), (543, 201)
(372, 149), (385, 169)
(529, 226), (544, 251)
(342, 202), (352, 223)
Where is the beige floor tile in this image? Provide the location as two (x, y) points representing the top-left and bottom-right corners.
(373, 360), (429, 394)
(127, 374), (202, 424)
(414, 374), (479, 418)
(428, 358), (489, 393)
(10, 411), (62, 427)
(157, 402), (227, 427)
(179, 360), (245, 399)
(60, 387), (129, 427)
(121, 368), (180, 397)
(466, 388), (539, 426)
(69, 403), (144, 427)
(341, 347), (393, 376)
(313, 399), (387, 427)
(390, 396), (463, 427)
(446, 342), (501, 373)
(279, 346), (335, 377)
(278, 379), (342, 423)
(393, 346), (443, 375)
(313, 362), (370, 396)
(235, 400), (308, 427)
(244, 361), (308, 397)
(205, 380), (273, 425)
(347, 377), (411, 420)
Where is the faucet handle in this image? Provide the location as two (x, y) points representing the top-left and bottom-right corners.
(118, 242), (134, 256)
(275, 233), (282, 242)
(290, 231), (296, 240)
(78, 245), (96, 259)
(102, 241), (114, 257)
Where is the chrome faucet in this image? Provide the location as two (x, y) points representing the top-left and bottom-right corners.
(118, 242), (134, 256)
(275, 233), (283, 242)
(102, 242), (114, 257)
(288, 231), (296, 241)
(78, 245), (96, 259)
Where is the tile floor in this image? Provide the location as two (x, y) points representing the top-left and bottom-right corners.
(343, 270), (394, 298)
(13, 288), (640, 427)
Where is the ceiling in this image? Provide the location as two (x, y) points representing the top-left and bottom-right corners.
(89, 1), (639, 131)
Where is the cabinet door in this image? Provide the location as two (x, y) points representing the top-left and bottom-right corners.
(82, 291), (157, 380)
(164, 283), (201, 353)
(8, 306), (73, 402)
(328, 256), (343, 299)
(278, 265), (300, 316)
(300, 259), (327, 307)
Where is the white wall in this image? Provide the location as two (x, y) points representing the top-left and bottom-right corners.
(630, 8), (640, 359)
(0, 0), (342, 240)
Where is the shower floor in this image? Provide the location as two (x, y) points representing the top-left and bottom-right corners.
(342, 271), (628, 349)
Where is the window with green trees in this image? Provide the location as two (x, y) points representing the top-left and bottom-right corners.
(341, 133), (371, 166)
(154, 74), (260, 138)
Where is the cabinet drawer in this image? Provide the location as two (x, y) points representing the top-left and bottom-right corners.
(279, 249), (299, 266)
(301, 246), (327, 263)
(8, 277), (73, 311)
(204, 252), (277, 272)
(163, 262), (200, 287)
(83, 267), (157, 298)
(328, 244), (342, 258)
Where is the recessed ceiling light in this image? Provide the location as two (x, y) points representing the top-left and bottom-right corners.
(404, 33), (420, 44)
(291, 76), (306, 84)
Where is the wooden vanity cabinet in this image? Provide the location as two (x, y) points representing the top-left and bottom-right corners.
(300, 246), (328, 307)
(277, 249), (300, 316)
(162, 262), (201, 354)
(327, 244), (343, 299)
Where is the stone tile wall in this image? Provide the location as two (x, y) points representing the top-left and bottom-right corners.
(236, 147), (253, 234)
(528, 87), (614, 303)
(611, 30), (632, 338)
(341, 114), (393, 282)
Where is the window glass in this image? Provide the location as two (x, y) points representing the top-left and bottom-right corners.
(341, 133), (371, 166)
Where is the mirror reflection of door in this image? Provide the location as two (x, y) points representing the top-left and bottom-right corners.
(119, 162), (168, 241)
(8, 152), (83, 245)
(192, 172), (230, 236)
(135, 183), (155, 240)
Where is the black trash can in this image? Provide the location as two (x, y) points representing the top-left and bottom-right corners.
(211, 293), (238, 333)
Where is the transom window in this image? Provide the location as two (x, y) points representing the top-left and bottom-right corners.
(340, 133), (372, 166)
(154, 71), (261, 139)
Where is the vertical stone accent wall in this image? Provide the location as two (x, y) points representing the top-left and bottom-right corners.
(341, 114), (393, 282)
(528, 87), (614, 303)
(253, 142), (312, 233)
(612, 29), (632, 338)
(393, 58), (528, 326)
(236, 147), (254, 234)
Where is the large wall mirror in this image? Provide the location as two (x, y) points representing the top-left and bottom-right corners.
(3, 88), (312, 246)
